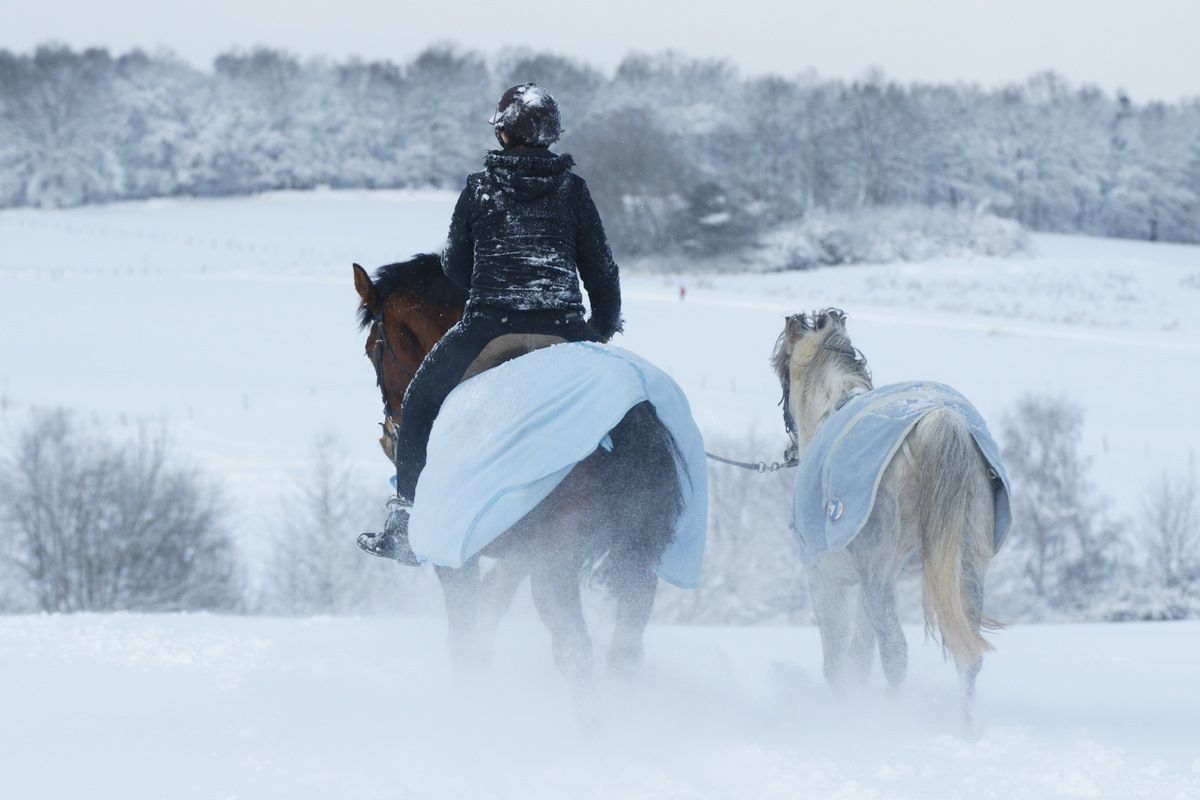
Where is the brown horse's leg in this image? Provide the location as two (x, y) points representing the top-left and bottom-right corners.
(530, 553), (594, 721)
(478, 558), (530, 641)
(607, 568), (658, 673)
(434, 556), (486, 671)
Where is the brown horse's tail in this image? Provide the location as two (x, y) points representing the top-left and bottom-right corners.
(588, 401), (686, 597)
(913, 408), (1004, 667)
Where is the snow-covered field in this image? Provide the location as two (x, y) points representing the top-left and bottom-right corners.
(2, 190), (1200, 797)
(0, 612), (1197, 798)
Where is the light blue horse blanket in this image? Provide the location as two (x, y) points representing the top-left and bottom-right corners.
(792, 381), (1012, 566)
(408, 342), (708, 589)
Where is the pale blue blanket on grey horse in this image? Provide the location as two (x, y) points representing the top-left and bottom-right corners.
(792, 381), (1012, 565)
(408, 342), (708, 589)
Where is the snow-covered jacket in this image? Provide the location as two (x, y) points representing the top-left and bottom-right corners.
(441, 148), (623, 339)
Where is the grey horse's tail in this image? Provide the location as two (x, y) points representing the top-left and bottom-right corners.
(588, 401), (686, 597)
(912, 408), (1005, 665)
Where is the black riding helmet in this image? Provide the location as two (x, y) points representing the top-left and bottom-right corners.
(489, 83), (561, 149)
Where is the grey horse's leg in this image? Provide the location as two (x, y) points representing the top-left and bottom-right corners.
(607, 568), (658, 673)
(859, 576), (908, 690)
(434, 556), (484, 672)
(808, 563), (855, 688)
(847, 590), (878, 683)
(956, 564), (988, 730)
(848, 489), (912, 692)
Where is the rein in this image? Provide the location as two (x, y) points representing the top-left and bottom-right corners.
(370, 307), (417, 412)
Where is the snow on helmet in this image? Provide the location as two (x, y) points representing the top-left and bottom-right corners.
(488, 83), (561, 148)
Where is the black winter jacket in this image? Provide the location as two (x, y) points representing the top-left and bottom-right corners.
(441, 148), (623, 338)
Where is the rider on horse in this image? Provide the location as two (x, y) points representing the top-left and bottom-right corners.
(358, 83), (624, 564)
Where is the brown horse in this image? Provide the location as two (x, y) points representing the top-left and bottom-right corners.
(353, 254), (687, 712)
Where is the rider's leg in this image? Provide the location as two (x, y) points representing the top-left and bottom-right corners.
(358, 315), (499, 562)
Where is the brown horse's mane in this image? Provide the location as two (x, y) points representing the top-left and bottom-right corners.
(356, 253), (469, 330)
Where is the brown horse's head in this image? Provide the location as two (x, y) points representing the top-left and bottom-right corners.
(353, 254), (467, 458)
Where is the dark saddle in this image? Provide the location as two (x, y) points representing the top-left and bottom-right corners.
(460, 332), (566, 381)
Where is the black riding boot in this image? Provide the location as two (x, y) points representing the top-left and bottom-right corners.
(358, 496), (420, 566)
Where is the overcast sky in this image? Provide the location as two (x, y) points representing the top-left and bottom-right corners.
(7, 0), (1199, 104)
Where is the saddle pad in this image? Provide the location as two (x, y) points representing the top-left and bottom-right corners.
(408, 342), (708, 589)
(792, 381), (1012, 565)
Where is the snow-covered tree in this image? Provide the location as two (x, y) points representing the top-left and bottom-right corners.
(2, 43), (1198, 249)
(495, 50), (604, 127)
(396, 46), (493, 188)
(997, 394), (1120, 613)
(1139, 468), (1200, 588)
(570, 104), (692, 256)
(0, 46), (127, 207)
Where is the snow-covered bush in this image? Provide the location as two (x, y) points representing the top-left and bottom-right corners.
(756, 205), (1029, 271)
(1098, 584), (1200, 622)
(1137, 468), (1200, 588)
(1096, 468), (1200, 621)
(260, 432), (441, 616)
(0, 409), (241, 612)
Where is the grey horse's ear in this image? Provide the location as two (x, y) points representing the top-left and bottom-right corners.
(785, 313), (809, 340)
(817, 308), (846, 330)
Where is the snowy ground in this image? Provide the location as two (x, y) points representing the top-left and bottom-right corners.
(2, 190), (1200, 797)
(0, 613), (1197, 798)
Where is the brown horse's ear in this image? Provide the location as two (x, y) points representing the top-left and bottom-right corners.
(352, 263), (380, 314)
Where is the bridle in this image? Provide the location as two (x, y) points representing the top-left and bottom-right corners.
(367, 304), (419, 460)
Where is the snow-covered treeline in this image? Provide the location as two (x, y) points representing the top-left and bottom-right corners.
(2, 44), (1198, 254)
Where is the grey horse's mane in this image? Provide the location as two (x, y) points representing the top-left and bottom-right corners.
(771, 308), (872, 445)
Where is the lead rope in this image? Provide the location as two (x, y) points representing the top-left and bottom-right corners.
(705, 387), (799, 472)
(704, 450), (798, 472)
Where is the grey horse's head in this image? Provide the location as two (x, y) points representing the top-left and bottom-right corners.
(772, 308), (871, 451)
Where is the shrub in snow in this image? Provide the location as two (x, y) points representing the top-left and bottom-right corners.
(0, 409), (240, 612)
(756, 205), (1029, 270)
(1137, 468), (1200, 589)
(261, 432), (441, 616)
(1099, 583), (1200, 622)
